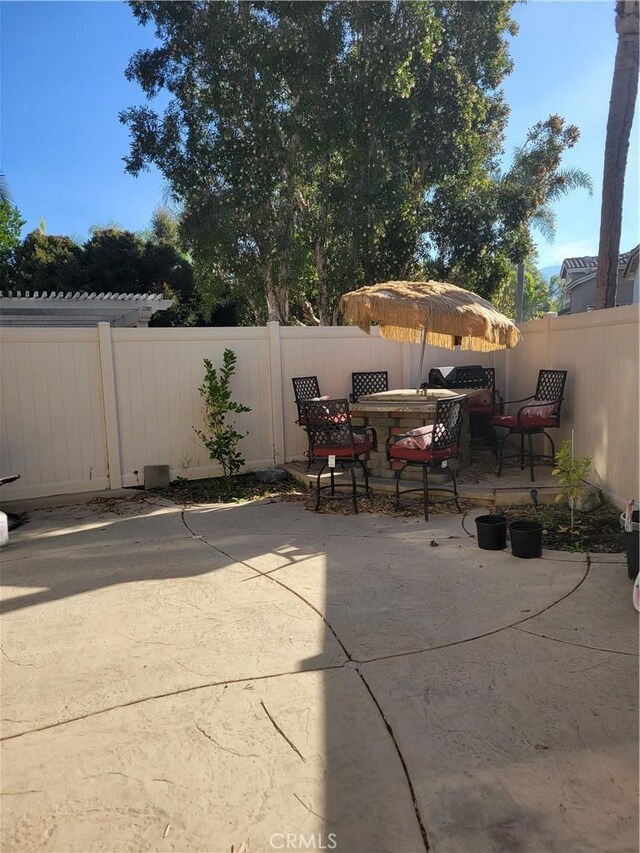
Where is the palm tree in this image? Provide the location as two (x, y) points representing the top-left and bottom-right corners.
(515, 166), (593, 319)
(0, 172), (12, 204)
(595, 1), (639, 309)
(530, 167), (594, 241)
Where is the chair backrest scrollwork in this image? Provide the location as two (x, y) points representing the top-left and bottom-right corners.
(351, 371), (389, 403)
(433, 396), (464, 451)
(292, 375), (321, 422)
(450, 366), (495, 391)
(534, 369), (567, 404)
(302, 398), (355, 454)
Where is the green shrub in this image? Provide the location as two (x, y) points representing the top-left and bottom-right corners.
(194, 350), (251, 490)
(552, 439), (592, 531)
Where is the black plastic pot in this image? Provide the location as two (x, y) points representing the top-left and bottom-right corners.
(509, 520), (543, 559)
(621, 510), (639, 580)
(475, 514), (507, 550)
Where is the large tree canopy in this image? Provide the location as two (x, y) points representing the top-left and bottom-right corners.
(122, 1), (581, 325)
(1, 208), (241, 327)
(12, 230), (84, 293)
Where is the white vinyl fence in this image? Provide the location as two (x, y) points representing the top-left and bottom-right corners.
(1, 305), (638, 506)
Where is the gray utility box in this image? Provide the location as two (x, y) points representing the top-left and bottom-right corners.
(144, 465), (171, 490)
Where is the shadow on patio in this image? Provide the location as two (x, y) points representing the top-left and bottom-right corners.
(0, 495), (637, 852)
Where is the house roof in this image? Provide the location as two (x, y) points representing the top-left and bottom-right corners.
(560, 250), (632, 280)
(565, 270), (596, 292)
(562, 256), (598, 272)
(623, 244), (639, 277)
(0, 291), (173, 327)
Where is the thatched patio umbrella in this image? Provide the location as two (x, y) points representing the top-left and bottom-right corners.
(339, 280), (521, 390)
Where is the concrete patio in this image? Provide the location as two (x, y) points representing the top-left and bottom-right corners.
(1, 493), (637, 852)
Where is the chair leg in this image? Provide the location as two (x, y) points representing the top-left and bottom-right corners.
(488, 421), (498, 458)
(329, 468), (335, 496)
(527, 432), (535, 482)
(497, 430), (510, 477)
(357, 457), (371, 498)
(305, 432), (314, 470)
(394, 468), (402, 511)
(545, 431), (556, 463)
(520, 434), (525, 470)
(315, 463), (327, 511)
(349, 464), (358, 514)
(451, 468), (461, 512)
(423, 464), (429, 522)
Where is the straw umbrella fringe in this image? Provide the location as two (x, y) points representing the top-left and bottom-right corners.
(339, 280), (522, 353)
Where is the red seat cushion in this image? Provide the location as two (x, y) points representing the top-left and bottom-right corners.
(491, 414), (557, 429)
(468, 390), (495, 415)
(388, 443), (459, 462)
(314, 438), (374, 457)
(469, 403), (494, 415)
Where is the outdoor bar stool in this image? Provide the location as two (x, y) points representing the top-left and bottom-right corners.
(350, 370), (389, 403)
(302, 398), (377, 513)
(491, 369), (567, 482)
(427, 365), (500, 450)
(464, 367), (500, 450)
(386, 395), (464, 522)
(292, 375), (323, 469)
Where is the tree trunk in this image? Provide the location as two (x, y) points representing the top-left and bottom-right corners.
(314, 155), (331, 325)
(595, 0), (639, 309)
(263, 256), (279, 323)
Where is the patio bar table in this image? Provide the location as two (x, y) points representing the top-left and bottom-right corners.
(351, 387), (485, 481)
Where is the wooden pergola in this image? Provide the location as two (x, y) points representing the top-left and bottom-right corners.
(0, 291), (173, 327)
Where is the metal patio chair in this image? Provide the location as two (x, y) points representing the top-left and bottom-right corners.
(491, 369), (567, 482)
(302, 398), (376, 513)
(292, 375), (322, 469)
(386, 395), (464, 522)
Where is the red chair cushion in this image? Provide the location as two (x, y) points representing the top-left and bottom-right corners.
(469, 403), (494, 415)
(469, 390), (493, 408)
(314, 438), (374, 458)
(388, 443), (459, 463)
(491, 414), (557, 429)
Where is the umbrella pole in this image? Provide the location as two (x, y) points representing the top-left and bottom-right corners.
(416, 327), (427, 392)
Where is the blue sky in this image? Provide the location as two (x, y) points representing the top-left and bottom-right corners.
(1, 1), (638, 269)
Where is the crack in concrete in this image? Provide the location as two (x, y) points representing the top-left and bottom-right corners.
(357, 559), (592, 666)
(151, 778), (187, 788)
(0, 646), (38, 668)
(357, 669), (431, 851)
(512, 626), (639, 657)
(195, 724), (257, 759)
(82, 771), (143, 784)
(293, 792), (328, 822)
(0, 665), (344, 743)
(1, 789), (43, 795)
(260, 700), (306, 763)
